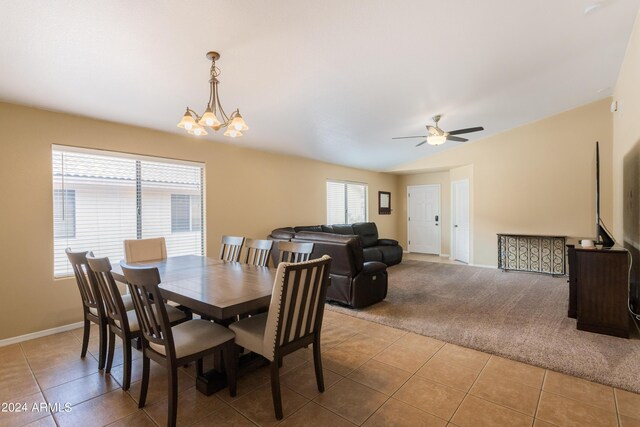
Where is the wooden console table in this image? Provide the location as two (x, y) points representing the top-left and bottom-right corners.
(567, 245), (630, 338)
(497, 234), (566, 275)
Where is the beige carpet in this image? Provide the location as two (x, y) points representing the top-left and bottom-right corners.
(327, 260), (640, 393)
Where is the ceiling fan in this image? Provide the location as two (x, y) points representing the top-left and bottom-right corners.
(392, 115), (484, 147)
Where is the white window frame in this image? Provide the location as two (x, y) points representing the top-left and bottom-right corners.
(326, 179), (368, 224)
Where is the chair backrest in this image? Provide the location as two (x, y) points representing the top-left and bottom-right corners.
(120, 262), (175, 358)
(66, 248), (102, 316)
(278, 241), (314, 263)
(220, 236), (244, 262)
(87, 255), (129, 332)
(263, 256), (332, 361)
(123, 237), (167, 263)
(244, 239), (274, 267)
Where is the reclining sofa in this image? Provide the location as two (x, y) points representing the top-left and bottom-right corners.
(267, 222), (401, 308)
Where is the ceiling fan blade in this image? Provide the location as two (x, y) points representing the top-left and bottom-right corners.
(447, 136), (468, 142)
(447, 126), (484, 136)
(426, 125), (442, 136)
(392, 135), (428, 140)
(415, 140), (427, 147)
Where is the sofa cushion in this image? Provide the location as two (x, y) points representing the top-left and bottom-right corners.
(331, 224), (355, 235)
(378, 245), (403, 266)
(321, 225), (334, 233)
(294, 225), (323, 233)
(352, 222), (379, 248)
(270, 227), (295, 240)
(363, 247), (383, 263)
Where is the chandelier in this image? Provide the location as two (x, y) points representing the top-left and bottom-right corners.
(177, 51), (248, 138)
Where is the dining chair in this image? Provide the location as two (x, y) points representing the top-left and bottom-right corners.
(220, 235), (244, 262)
(229, 255), (332, 420)
(66, 248), (110, 370)
(277, 241), (314, 263)
(87, 255), (189, 390)
(124, 237), (167, 263)
(120, 262), (237, 427)
(243, 239), (273, 267)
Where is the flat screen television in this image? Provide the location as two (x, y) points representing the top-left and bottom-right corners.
(595, 141), (615, 247)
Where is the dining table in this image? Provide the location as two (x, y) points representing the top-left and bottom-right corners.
(111, 254), (276, 395)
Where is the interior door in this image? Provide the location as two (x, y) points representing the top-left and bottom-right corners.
(408, 185), (441, 254)
(453, 180), (470, 263)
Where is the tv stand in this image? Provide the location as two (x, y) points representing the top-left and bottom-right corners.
(567, 244), (630, 338)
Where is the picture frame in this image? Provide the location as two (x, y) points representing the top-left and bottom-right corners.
(378, 191), (391, 215)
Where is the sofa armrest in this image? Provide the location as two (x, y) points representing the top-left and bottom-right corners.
(361, 261), (387, 274)
(378, 238), (398, 246)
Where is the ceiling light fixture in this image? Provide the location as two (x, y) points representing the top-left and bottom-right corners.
(427, 135), (447, 146)
(177, 51), (248, 138)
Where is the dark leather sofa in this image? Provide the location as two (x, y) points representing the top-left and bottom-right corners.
(270, 222), (403, 266)
(267, 222), (400, 308)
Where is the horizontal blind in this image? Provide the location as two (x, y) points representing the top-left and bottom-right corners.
(141, 160), (203, 257)
(326, 180), (368, 224)
(52, 148), (204, 277)
(326, 181), (346, 224)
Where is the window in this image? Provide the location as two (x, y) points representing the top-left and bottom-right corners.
(52, 146), (204, 277)
(53, 189), (76, 239)
(326, 180), (368, 224)
(171, 194), (202, 232)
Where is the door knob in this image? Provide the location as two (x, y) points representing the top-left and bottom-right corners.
(454, 225), (458, 228)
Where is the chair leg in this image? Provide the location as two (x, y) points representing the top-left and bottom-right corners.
(313, 335), (325, 392)
(196, 359), (204, 377)
(97, 321), (107, 370)
(168, 364), (179, 427)
(223, 342), (238, 397)
(270, 361), (283, 420)
(105, 331), (115, 374)
(80, 319), (90, 358)
(123, 338), (132, 391)
(139, 355), (150, 409)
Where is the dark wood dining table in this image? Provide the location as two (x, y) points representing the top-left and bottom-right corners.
(111, 254), (276, 395)
(111, 255), (276, 321)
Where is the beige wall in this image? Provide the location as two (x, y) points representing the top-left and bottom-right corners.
(392, 99), (613, 267)
(0, 102), (399, 340)
(397, 171), (451, 254)
(613, 11), (640, 245)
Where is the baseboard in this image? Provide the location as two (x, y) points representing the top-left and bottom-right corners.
(470, 263), (498, 269)
(440, 253), (450, 257)
(0, 321), (84, 348)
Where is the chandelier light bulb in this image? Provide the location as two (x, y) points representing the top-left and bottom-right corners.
(230, 112), (249, 131)
(177, 111), (197, 130)
(199, 108), (221, 128)
(224, 128), (242, 138)
(189, 125), (208, 136)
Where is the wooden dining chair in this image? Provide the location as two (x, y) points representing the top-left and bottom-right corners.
(277, 241), (314, 263)
(220, 235), (244, 262)
(65, 248), (109, 370)
(87, 255), (189, 390)
(121, 262), (237, 427)
(124, 237), (167, 263)
(243, 239), (273, 267)
(229, 256), (332, 420)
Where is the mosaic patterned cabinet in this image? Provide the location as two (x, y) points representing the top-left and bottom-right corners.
(497, 234), (566, 276)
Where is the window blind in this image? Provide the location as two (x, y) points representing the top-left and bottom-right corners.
(52, 147), (204, 277)
(326, 180), (368, 224)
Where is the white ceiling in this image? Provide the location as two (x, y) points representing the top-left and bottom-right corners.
(1, 0), (638, 171)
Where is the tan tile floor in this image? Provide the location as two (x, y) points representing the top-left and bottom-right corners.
(1, 310), (640, 426)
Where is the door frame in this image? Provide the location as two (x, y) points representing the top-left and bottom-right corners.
(450, 179), (470, 264)
(407, 184), (442, 255)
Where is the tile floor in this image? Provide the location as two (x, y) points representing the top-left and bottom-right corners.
(1, 310), (640, 426)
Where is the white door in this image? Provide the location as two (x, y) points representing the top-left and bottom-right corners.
(452, 180), (470, 263)
(408, 185), (441, 254)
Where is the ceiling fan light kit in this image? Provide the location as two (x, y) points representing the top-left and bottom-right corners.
(177, 51), (248, 138)
(392, 114), (484, 147)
